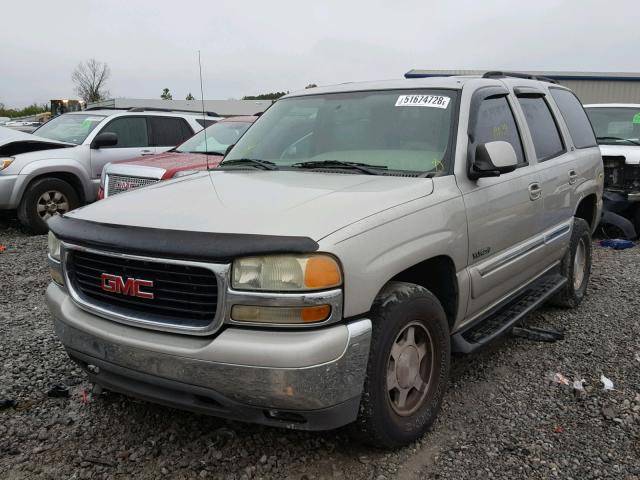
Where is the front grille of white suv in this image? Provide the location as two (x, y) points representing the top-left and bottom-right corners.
(106, 174), (160, 197)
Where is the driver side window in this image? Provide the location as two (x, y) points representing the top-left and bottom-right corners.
(475, 97), (526, 165)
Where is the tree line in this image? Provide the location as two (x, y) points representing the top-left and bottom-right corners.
(2, 58), (317, 116)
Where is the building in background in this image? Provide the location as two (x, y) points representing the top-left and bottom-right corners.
(404, 70), (640, 104)
(86, 98), (273, 117)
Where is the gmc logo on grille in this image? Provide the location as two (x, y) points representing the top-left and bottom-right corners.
(114, 180), (140, 191)
(100, 273), (154, 299)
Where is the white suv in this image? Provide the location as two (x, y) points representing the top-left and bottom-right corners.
(0, 108), (221, 233)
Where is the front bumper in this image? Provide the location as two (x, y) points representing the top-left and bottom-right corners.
(46, 283), (372, 430)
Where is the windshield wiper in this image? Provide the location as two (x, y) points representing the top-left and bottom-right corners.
(219, 158), (278, 170)
(290, 160), (386, 175)
(596, 136), (640, 146)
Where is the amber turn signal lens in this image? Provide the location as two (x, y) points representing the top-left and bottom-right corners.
(304, 256), (342, 289)
(231, 304), (331, 324)
(301, 304), (331, 323)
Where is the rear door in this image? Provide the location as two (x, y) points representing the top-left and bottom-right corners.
(89, 116), (156, 180)
(459, 86), (545, 319)
(514, 87), (573, 262)
(149, 117), (194, 153)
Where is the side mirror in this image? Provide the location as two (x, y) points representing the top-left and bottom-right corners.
(224, 143), (235, 157)
(469, 141), (518, 179)
(91, 132), (118, 149)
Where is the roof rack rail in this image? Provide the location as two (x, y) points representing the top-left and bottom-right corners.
(84, 106), (121, 111)
(127, 107), (221, 116)
(482, 71), (558, 84)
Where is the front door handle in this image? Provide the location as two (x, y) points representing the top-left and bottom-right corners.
(528, 182), (542, 201)
(140, 149), (154, 156)
(568, 170), (578, 185)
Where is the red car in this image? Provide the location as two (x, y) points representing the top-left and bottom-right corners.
(98, 116), (256, 199)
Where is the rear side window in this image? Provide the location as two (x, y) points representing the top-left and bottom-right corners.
(101, 117), (149, 148)
(150, 117), (194, 146)
(475, 96), (525, 164)
(517, 97), (564, 161)
(549, 89), (597, 148)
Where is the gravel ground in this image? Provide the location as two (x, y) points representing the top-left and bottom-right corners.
(1, 219), (639, 480)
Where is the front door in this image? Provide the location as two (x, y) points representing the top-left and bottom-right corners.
(89, 116), (156, 181)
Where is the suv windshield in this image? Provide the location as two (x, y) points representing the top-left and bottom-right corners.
(585, 107), (640, 145)
(176, 121), (252, 155)
(224, 89), (457, 174)
(34, 114), (106, 145)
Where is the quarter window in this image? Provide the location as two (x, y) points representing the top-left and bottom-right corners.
(549, 89), (597, 149)
(517, 97), (564, 161)
(475, 96), (525, 164)
(101, 117), (149, 148)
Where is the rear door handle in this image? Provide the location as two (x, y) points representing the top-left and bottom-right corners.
(140, 149), (154, 156)
(528, 182), (542, 201)
(568, 170), (578, 185)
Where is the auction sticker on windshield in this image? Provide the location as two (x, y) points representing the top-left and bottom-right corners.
(395, 95), (450, 109)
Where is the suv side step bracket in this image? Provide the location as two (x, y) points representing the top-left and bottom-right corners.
(452, 274), (567, 353)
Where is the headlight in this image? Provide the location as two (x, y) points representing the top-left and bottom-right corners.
(232, 254), (342, 291)
(48, 231), (61, 261)
(0, 157), (14, 171)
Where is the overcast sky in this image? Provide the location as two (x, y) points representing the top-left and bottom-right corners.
(1, 0), (639, 107)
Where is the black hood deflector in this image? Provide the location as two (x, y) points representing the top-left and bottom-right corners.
(48, 215), (319, 262)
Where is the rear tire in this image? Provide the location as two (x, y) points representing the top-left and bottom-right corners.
(17, 177), (80, 234)
(355, 282), (450, 449)
(551, 218), (592, 308)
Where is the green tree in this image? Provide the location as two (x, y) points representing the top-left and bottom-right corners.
(0, 102), (49, 118)
(161, 88), (173, 100)
(185, 93), (195, 100)
(242, 91), (288, 100)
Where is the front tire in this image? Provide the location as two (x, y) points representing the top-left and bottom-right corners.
(17, 177), (80, 234)
(551, 218), (592, 308)
(355, 282), (450, 449)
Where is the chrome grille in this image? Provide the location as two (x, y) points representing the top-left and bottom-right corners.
(65, 249), (219, 331)
(106, 174), (160, 196)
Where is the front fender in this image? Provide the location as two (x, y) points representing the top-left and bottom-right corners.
(12, 159), (93, 205)
(319, 177), (467, 319)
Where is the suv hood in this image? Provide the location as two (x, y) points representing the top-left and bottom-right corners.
(599, 144), (640, 165)
(108, 151), (221, 179)
(68, 170), (434, 240)
(0, 126), (74, 156)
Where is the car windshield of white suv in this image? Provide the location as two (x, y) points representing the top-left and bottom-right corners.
(176, 121), (251, 155)
(585, 107), (640, 146)
(33, 114), (106, 145)
(223, 89), (457, 175)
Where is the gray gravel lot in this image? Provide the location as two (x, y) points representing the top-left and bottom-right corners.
(1, 220), (639, 480)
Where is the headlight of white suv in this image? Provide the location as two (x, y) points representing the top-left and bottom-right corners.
(231, 254), (342, 292)
(0, 157), (14, 171)
(48, 231), (61, 261)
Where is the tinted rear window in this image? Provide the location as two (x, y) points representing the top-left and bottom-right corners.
(549, 89), (597, 149)
(517, 97), (564, 161)
(150, 117), (193, 146)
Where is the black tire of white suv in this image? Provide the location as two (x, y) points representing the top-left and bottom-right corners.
(355, 282), (450, 449)
(551, 218), (592, 308)
(18, 177), (80, 235)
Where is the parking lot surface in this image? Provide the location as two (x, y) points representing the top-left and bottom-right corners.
(1, 222), (639, 480)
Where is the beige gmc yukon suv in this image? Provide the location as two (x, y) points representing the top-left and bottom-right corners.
(46, 71), (603, 448)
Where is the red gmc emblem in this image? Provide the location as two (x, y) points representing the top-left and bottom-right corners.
(100, 273), (154, 299)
